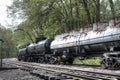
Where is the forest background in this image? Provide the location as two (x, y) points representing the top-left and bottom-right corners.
(0, 0), (120, 58)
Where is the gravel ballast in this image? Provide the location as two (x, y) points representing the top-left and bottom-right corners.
(0, 69), (41, 80)
(0, 58), (42, 80)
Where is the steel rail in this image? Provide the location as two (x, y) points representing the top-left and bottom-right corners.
(6, 61), (120, 80)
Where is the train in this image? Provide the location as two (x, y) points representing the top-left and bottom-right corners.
(18, 17), (120, 69)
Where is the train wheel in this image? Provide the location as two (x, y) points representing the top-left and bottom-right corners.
(108, 59), (118, 69)
(38, 56), (45, 63)
(68, 59), (74, 65)
(57, 56), (61, 64)
(63, 61), (67, 65)
(49, 56), (57, 64)
(28, 57), (34, 62)
(100, 59), (108, 69)
(101, 63), (108, 69)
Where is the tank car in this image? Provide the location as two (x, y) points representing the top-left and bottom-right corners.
(18, 39), (54, 63)
(34, 39), (53, 63)
(50, 17), (120, 65)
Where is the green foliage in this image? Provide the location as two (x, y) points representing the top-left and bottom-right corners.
(7, 0), (120, 46)
(0, 27), (17, 58)
(73, 58), (100, 65)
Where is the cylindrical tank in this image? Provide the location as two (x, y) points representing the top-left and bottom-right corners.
(35, 39), (53, 53)
(27, 43), (36, 54)
(50, 26), (120, 53)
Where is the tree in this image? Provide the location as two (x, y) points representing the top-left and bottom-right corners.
(0, 27), (17, 58)
(7, 0), (120, 47)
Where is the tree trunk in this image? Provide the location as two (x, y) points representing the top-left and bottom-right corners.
(109, 0), (115, 18)
(82, 0), (92, 25)
(96, 0), (100, 23)
(69, 0), (73, 30)
(75, 0), (81, 28)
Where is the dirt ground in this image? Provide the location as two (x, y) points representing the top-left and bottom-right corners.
(0, 69), (41, 80)
(0, 59), (41, 80)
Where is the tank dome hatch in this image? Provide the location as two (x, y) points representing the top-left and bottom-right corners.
(35, 35), (46, 43)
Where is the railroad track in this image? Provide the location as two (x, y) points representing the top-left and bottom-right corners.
(5, 61), (120, 80)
